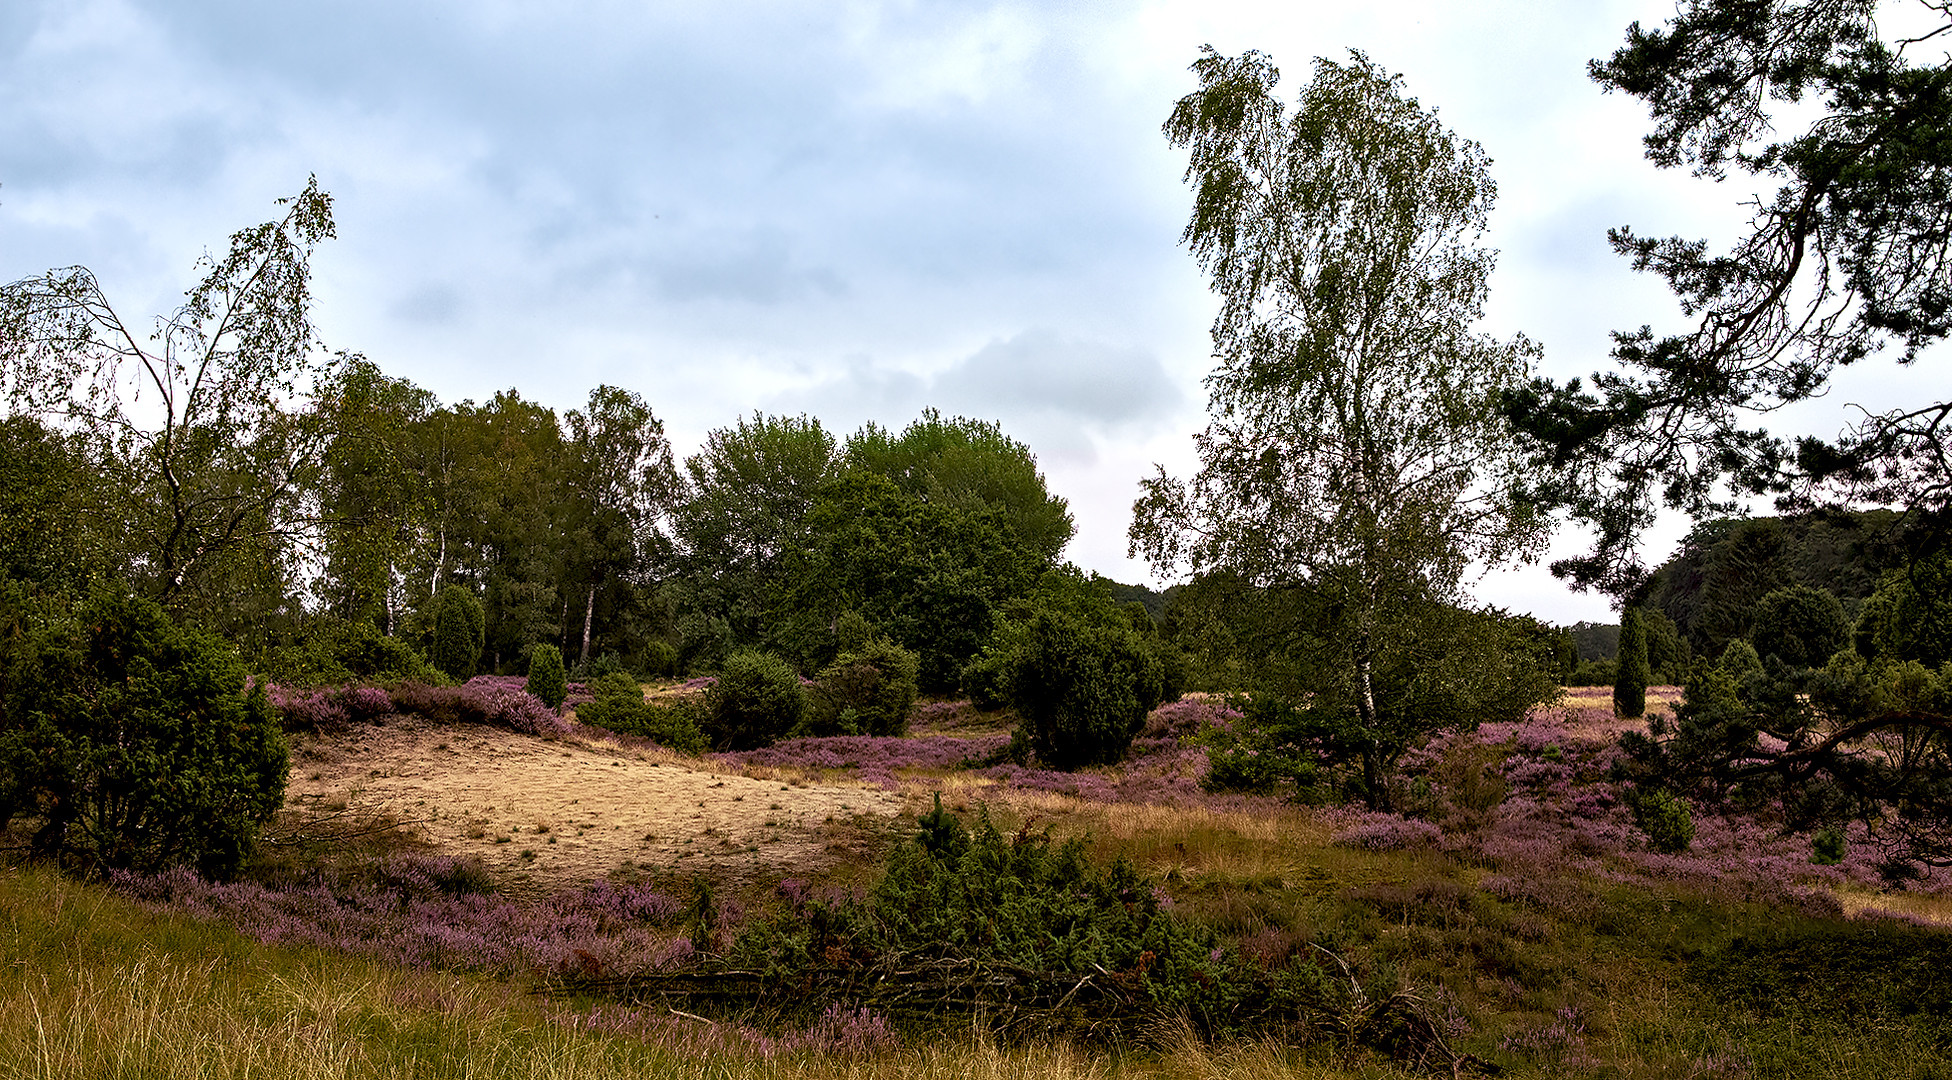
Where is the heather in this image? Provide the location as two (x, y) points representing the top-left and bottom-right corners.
(269, 675), (573, 738)
(107, 854), (693, 979)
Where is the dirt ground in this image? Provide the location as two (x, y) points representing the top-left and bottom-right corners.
(282, 715), (910, 893)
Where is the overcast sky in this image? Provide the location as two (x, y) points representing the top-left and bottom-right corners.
(3, 0), (1920, 623)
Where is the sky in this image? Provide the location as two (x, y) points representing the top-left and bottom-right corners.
(1, 0), (1923, 623)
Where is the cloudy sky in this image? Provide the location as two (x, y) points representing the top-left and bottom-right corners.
(1, 0), (1915, 622)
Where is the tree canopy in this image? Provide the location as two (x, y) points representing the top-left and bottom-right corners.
(1502, 0), (1952, 596)
(1131, 48), (1551, 805)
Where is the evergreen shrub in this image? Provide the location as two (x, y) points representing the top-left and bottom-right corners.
(702, 650), (805, 750)
(574, 672), (707, 752)
(430, 586), (484, 681)
(1629, 787), (1696, 853)
(806, 637), (919, 736)
(526, 644), (567, 710)
(0, 584), (288, 878)
(1009, 610), (1166, 771)
(1614, 608), (1649, 718)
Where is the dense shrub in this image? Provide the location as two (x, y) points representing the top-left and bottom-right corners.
(575, 673), (706, 752)
(639, 640), (678, 679)
(702, 650), (805, 750)
(1568, 658), (1617, 687)
(718, 806), (1337, 1042)
(1003, 610), (1165, 771)
(429, 586), (485, 681)
(805, 637), (919, 736)
(1630, 787), (1696, 853)
(1750, 585), (1850, 669)
(1614, 608), (1649, 719)
(0, 584), (288, 879)
(527, 643), (568, 710)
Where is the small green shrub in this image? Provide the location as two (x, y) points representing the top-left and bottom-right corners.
(1630, 787), (1696, 853)
(702, 650), (805, 750)
(806, 637), (919, 736)
(638, 640), (678, 679)
(262, 618), (440, 687)
(1811, 826), (1846, 865)
(574, 673), (708, 752)
(429, 586), (484, 681)
(526, 644), (567, 710)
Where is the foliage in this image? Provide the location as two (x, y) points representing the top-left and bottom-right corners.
(1132, 48), (1545, 805)
(1750, 584), (1849, 669)
(668, 413), (836, 651)
(429, 585), (485, 681)
(1622, 643), (1952, 865)
(805, 637), (920, 737)
(983, 604), (1170, 771)
(527, 643), (568, 711)
(1501, 1), (1952, 595)
(701, 650), (805, 751)
(1856, 549), (1952, 666)
(259, 617), (440, 687)
(0, 179), (339, 627)
(1614, 608), (1650, 719)
(779, 473), (1048, 691)
(0, 583), (287, 878)
(702, 806), (1406, 1050)
(1172, 579), (1561, 806)
(1629, 788), (1696, 854)
(573, 673), (706, 752)
(0, 416), (120, 592)
(560, 385), (679, 668)
(842, 409), (1074, 564)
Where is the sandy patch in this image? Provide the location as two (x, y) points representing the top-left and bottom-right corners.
(283, 716), (907, 893)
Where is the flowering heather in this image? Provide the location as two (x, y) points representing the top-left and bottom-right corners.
(269, 678), (571, 737)
(108, 855), (686, 979)
(1326, 810), (1443, 851)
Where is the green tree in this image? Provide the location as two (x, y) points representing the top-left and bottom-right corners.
(1502, 0), (1952, 595)
(1750, 584), (1850, 669)
(0, 179), (340, 624)
(561, 386), (679, 667)
(0, 417), (121, 592)
(1615, 607), (1650, 719)
(313, 358), (439, 636)
(842, 409), (1074, 563)
(1857, 551), (1952, 667)
(1130, 49), (1546, 806)
(0, 583), (288, 878)
(779, 473), (1046, 691)
(670, 414), (836, 650)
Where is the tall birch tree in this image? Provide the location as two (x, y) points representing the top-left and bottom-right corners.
(1130, 49), (1546, 804)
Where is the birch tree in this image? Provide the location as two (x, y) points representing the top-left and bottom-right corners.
(1130, 50), (1546, 804)
(0, 179), (339, 618)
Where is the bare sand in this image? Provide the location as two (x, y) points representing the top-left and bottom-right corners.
(283, 716), (908, 893)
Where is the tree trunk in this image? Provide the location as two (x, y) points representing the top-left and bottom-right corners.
(1355, 649), (1389, 811)
(580, 584), (597, 666)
